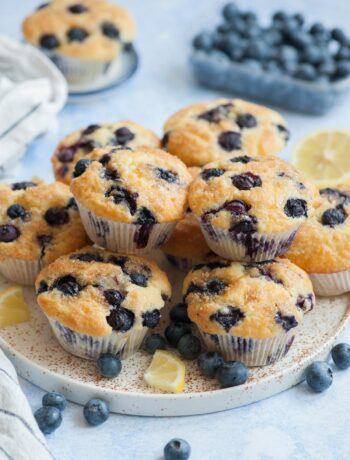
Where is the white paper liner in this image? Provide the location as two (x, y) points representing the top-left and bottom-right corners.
(199, 222), (299, 262)
(47, 317), (147, 360)
(309, 269), (350, 296)
(0, 259), (42, 285)
(198, 329), (297, 367)
(77, 201), (177, 254)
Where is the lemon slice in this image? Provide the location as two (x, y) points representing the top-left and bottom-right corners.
(144, 350), (186, 393)
(292, 129), (350, 188)
(0, 286), (29, 328)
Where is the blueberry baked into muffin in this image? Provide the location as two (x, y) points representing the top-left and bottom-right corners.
(0, 181), (88, 285)
(52, 121), (160, 185)
(35, 246), (171, 359)
(183, 257), (315, 366)
(70, 146), (192, 253)
(22, 0), (136, 83)
(162, 98), (289, 167)
(188, 155), (319, 261)
(285, 187), (350, 296)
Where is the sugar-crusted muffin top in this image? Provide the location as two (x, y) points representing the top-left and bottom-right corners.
(162, 98), (289, 167)
(70, 146), (192, 223)
(0, 181), (88, 263)
(22, 0), (135, 61)
(285, 188), (350, 273)
(183, 258), (314, 339)
(189, 155), (319, 234)
(36, 246), (171, 336)
(52, 121), (160, 185)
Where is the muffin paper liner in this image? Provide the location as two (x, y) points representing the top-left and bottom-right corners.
(0, 259), (42, 286)
(47, 317), (148, 360)
(199, 221), (299, 262)
(198, 329), (297, 367)
(77, 201), (177, 254)
(309, 269), (350, 296)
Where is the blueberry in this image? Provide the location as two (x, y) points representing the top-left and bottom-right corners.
(333, 61), (350, 80)
(284, 198), (308, 218)
(321, 207), (346, 226)
(198, 103), (233, 123)
(263, 28), (283, 46)
(79, 139), (100, 152)
(11, 181), (36, 191)
(105, 186), (138, 215)
(107, 306), (134, 332)
(331, 28), (347, 44)
(136, 207), (157, 224)
(44, 208), (69, 226)
(263, 60), (282, 73)
(67, 27), (89, 42)
(165, 322), (191, 347)
(201, 168), (225, 181)
(128, 271), (149, 287)
(210, 306), (245, 332)
(331, 343), (350, 369)
(215, 35), (243, 60)
(155, 168), (178, 183)
(284, 31), (312, 50)
(53, 275), (82, 296)
(301, 46), (323, 65)
(244, 41), (269, 60)
(169, 303), (190, 323)
(37, 280), (48, 294)
(42, 392), (67, 412)
(97, 353), (122, 378)
(230, 155), (253, 164)
(216, 361), (248, 388)
(115, 127), (134, 145)
(101, 22), (120, 39)
(143, 333), (167, 354)
(293, 13), (304, 27)
(57, 147), (75, 163)
(275, 312), (298, 331)
(71, 253), (104, 263)
(40, 34), (60, 50)
(7, 204), (26, 219)
(82, 124), (100, 135)
(0, 224), (20, 242)
(73, 159), (92, 177)
(193, 32), (213, 51)
(230, 217), (257, 234)
(218, 131), (242, 151)
(198, 351), (224, 378)
(34, 406), (62, 434)
(99, 153), (111, 165)
(177, 334), (201, 360)
(276, 124), (290, 142)
(231, 172), (262, 190)
(142, 309), (161, 328)
(272, 11), (288, 24)
(294, 63), (317, 81)
(164, 438), (191, 460)
(310, 23), (326, 36)
(335, 46), (350, 61)
(318, 59), (336, 77)
(223, 199), (250, 214)
(305, 361), (333, 392)
(236, 113), (257, 129)
(222, 3), (239, 21)
(68, 3), (88, 13)
(276, 45), (299, 64)
(83, 399), (109, 426)
(104, 289), (125, 307)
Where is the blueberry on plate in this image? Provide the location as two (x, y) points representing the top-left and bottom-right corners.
(83, 399), (110, 426)
(169, 303), (190, 323)
(42, 392), (67, 412)
(177, 334), (202, 360)
(216, 361), (248, 388)
(331, 343), (350, 369)
(198, 351), (224, 378)
(165, 322), (192, 347)
(34, 406), (62, 434)
(97, 353), (122, 378)
(305, 361), (333, 392)
(164, 438), (191, 460)
(144, 333), (167, 353)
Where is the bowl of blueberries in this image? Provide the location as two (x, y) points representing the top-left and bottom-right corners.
(191, 2), (350, 115)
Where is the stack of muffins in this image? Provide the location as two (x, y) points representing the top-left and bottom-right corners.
(1, 97), (349, 370)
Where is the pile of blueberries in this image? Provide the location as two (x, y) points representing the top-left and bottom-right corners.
(193, 2), (350, 82)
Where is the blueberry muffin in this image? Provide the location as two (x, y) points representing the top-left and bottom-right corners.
(36, 246), (171, 359)
(22, 0), (136, 83)
(162, 98), (289, 167)
(70, 146), (192, 253)
(183, 258), (315, 366)
(285, 188), (350, 296)
(189, 155), (319, 261)
(52, 121), (160, 185)
(0, 181), (89, 285)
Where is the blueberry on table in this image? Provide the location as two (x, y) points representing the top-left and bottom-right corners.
(97, 353), (122, 378)
(42, 392), (67, 412)
(169, 303), (190, 323)
(216, 361), (248, 388)
(165, 322), (191, 347)
(83, 399), (110, 426)
(34, 406), (62, 434)
(305, 361), (333, 392)
(331, 343), (350, 369)
(192, 32), (213, 51)
(164, 438), (191, 460)
(198, 352), (224, 378)
(144, 333), (167, 354)
(177, 334), (201, 360)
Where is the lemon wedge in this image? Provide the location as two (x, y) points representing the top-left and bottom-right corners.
(0, 286), (29, 328)
(144, 350), (186, 394)
(292, 129), (350, 188)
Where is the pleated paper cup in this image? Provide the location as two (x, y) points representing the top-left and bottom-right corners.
(309, 269), (350, 296)
(199, 221), (299, 262)
(77, 201), (176, 254)
(0, 259), (42, 286)
(47, 318), (147, 360)
(198, 329), (297, 367)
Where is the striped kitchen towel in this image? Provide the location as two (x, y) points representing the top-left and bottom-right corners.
(0, 348), (52, 460)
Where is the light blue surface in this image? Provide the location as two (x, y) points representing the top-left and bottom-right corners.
(2, 1), (350, 459)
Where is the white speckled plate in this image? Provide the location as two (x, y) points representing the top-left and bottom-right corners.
(0, 259), (349, 417)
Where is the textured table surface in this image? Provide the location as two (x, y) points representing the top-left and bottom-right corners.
(2, 0), (350, 459)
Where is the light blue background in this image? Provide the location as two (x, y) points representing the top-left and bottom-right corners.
(2, 1), (350, 458)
